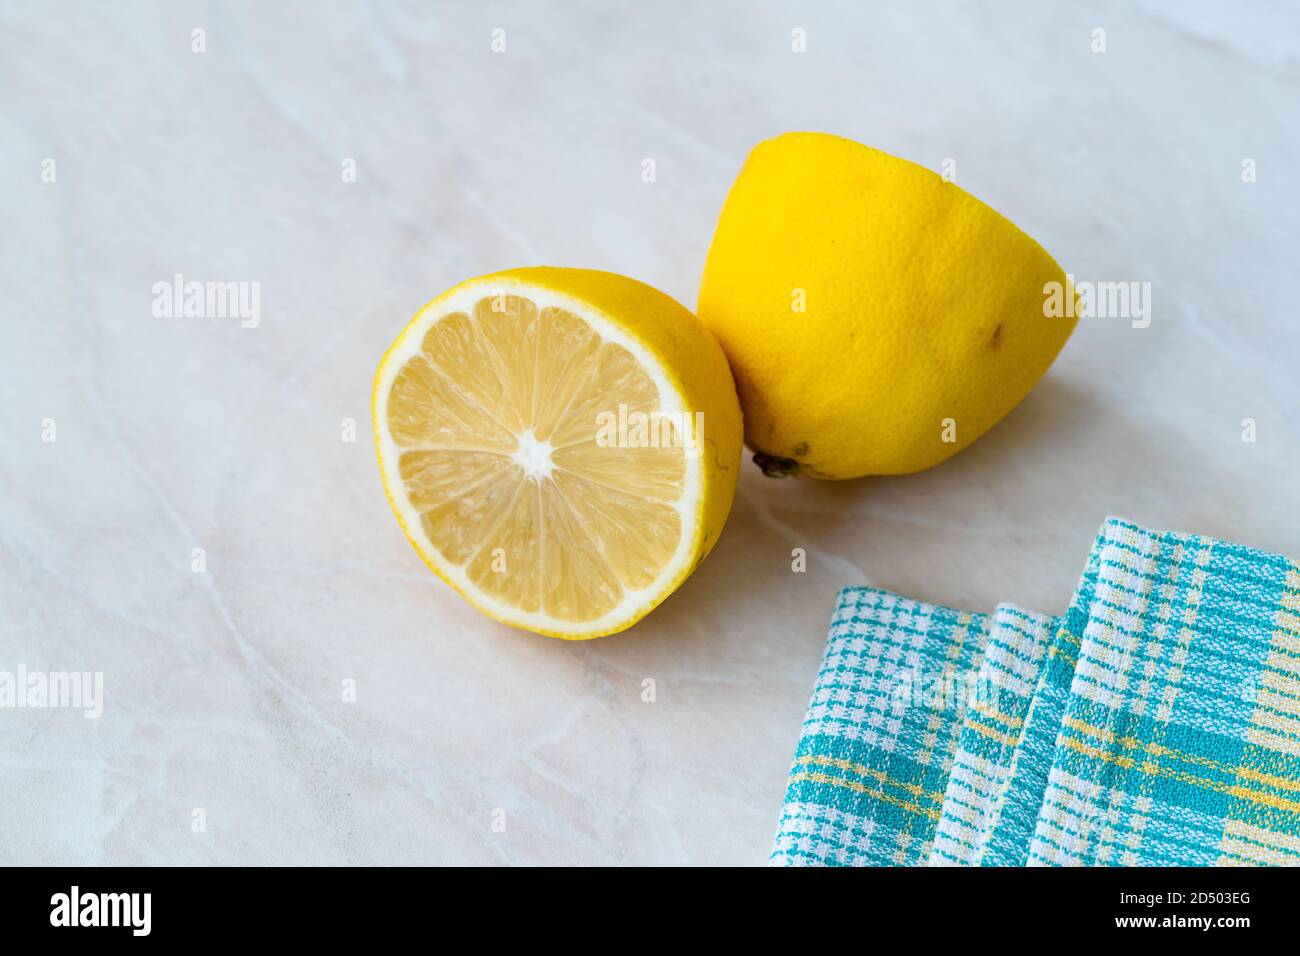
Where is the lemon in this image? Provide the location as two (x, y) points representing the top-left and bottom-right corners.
(698, 132), (1077, 479)
(372, 267), (742, 639)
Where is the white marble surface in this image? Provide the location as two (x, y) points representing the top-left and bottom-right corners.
(2, 1), (1298, 865)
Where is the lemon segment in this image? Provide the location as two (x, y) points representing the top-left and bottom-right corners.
(373, 267), (742, 639)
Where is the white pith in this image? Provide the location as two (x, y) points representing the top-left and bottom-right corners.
(373, 276), (703, 638)
(511, 429), (555, 481)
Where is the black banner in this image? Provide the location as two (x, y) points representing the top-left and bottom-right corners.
(0, 866), (1282, 942)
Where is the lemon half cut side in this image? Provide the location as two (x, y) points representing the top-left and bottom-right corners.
(372, 267), (743, 640)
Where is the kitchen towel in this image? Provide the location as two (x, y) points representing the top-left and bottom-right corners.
(929, 604), (1057, 865)
(979, 526), (1108, 865)
(770, 587), (990, 866)
(1028, 518), (1300, 866)
(771, 517), (1300, 866)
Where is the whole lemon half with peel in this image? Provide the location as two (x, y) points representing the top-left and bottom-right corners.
(373, 267), (742, 639)
(698, 132), (1077, 479)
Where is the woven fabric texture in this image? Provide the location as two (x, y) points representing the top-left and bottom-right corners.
(771, 518), (1300, 867)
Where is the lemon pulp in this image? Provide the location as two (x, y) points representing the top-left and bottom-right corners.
(383, 291), (688, 625)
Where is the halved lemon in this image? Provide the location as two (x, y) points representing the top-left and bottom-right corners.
(372, 267), (743, 639)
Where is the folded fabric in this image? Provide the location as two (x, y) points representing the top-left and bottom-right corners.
(770, 587), (990, 866)
(929, 605), (1057, 865)
(771, 517), (1300, 867)
(980, 527), (1108, 865)
(1029, 518), (1300, 866)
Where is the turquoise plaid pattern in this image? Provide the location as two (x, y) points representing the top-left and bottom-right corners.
(771, 518), (1300, 866)
(1030, 519), (1300, 866)
(770, 587), (990, 866)
(980, 527), (1108, 865)
(930, 605), (1056, 865)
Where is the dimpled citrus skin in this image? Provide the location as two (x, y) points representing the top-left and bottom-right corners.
(697, 132), (1077, 479)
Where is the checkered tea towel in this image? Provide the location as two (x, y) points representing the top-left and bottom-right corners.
(929, 605), (1057, 865)
(769, 587), (990, 866)
(1029, 518), (1300, 866)
(978, 527), (1108, 865)
(772, 517), (1300, 866)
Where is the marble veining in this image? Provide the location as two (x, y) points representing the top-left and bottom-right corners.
(1, 0), (1296, 864)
